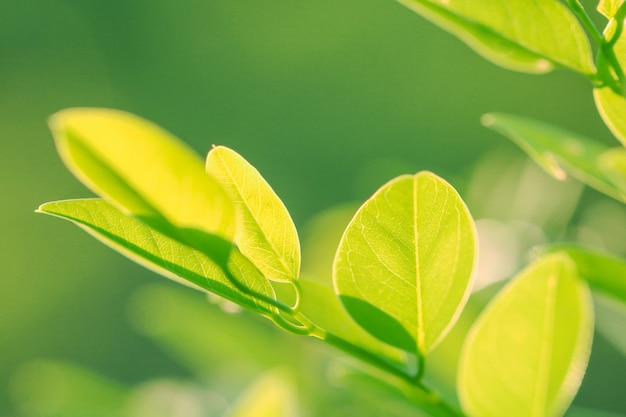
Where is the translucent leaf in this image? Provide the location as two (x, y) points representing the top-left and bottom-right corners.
(483, 112), (626, 203)
(541, 244), (626, 304)
(396, 0), (595, 75)
(333, 172), (477, 355)
(597, 0), (625, 19)
(50, 108), (235, 262)
(458, 254), (593, 417)
(206, 146), (300, 282)
(37, 199), (275, 315)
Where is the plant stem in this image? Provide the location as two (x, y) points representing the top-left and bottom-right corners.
(567, 0), (603, 45)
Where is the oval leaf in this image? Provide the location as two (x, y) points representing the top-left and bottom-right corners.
(396, 0), (595, 75)
(50, 108), (235, 262)
(206, 146), (300, 282)
(37, 199), (275, 315)
(333, 172), (477, 355)
(458, 254), (593, 417)
(483, 112), (626, 203)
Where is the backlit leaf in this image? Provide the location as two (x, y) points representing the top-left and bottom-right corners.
(206, 146), (300, 282)
(597, 0), (624, 19)
(333, 172), (476, 355)
(483, 112), (626, 203)
(396, 0), (594, 75)
(50, 108), (235, 263)
(37, 199), (274, 315)
(458, 254), (593, 417)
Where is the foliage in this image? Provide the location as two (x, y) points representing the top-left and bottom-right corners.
(34, 1), (626, 416)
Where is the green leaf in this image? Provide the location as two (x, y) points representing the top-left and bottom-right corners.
(542, 244), (626, 304)
(396, 0), (595, 75)
(458, 254), (593, 417)
(206, 146), (300, 282)
(37, 199), (275, 315)
(333, 172), (477, 355)
(483, 112), (626, 203)
(50, 108), (235, 262)
(597, 0), (624, 19)
(594, 87), (626, 147)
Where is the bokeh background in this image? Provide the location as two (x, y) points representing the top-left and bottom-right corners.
(2, 0), (625, 415)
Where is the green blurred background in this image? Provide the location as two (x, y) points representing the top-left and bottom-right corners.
(2, 0), (625, 415)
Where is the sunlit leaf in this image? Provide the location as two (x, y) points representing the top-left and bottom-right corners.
(541, 244), (626, 304)
(458, 254), (593, 417)
(37, 199), (275, 315)
(483, 112), (626, 203)
(333, 172), (476, 355)
(396, 0), (594, 74)
(50, 108), (235, 262)
(206, 146), (300, 282)
(225, 371), (298, 417)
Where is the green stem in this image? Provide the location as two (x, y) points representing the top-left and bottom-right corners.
(567, 0), (603, 45)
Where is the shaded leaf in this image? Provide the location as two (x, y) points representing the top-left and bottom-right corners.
(458, 254), (593, 417)
(333, 172), (476, 355)
(483, 112), (626, 203)
(50, 108), (235, 262)
(37, 199), (275, 315)
(396, 0), (594, 74)
(206, 146), (300, 282)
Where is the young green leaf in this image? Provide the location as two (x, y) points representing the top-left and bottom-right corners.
(542, 244), (626, 304)
(333, 172), (477, 355)
(37, 199), (275, 315)
(483, 112), (626, 203)
(50, 108), (235, 262)
(458, 254), (593, 417)
(206, 146), (300, 282)
(396, 0), (595, 75)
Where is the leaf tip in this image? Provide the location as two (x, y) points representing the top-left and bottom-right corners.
(480, 113), (497, 127)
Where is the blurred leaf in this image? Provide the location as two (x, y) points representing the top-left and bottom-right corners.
(594, 292), (626, 355)
(206, 146), (300, 282)
(597, 0), (624, 19)
(483, 112), (626, 202)
(333, 172), (476, 355)
(396, 0), (594, 74)
(225, 370), (298, 417)
(542, 244), (626, 304)
(458, 254), (593, 417)
(50, 108), (235, 263)
(38, 199), (275, 315)
(299, 278), (407, 367)
(11, 360), (128, 417)
(131, 283), (289, 377)
(601, 148), (626, 194)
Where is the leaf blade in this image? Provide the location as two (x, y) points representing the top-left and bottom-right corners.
(333, 172), (476, 355)
(206, 146), (300, 282)
(50, 108), (236, 261)
(483, 112), (626, 203)
(37, 199), (274, 315)
(458, 254), (593, 417)
(396, 0), (595, 75)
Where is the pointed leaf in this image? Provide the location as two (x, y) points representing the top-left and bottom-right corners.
(458, 254), (593, 417)
(50, 108), (235, 262)
(206, 146), (300, 282)
(37, 199), (275, 315)
(542, 244), (626, 304)
(483, 112), (626, 203)
(396, 0), (595, 75)
(333, 172), (477, 355)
